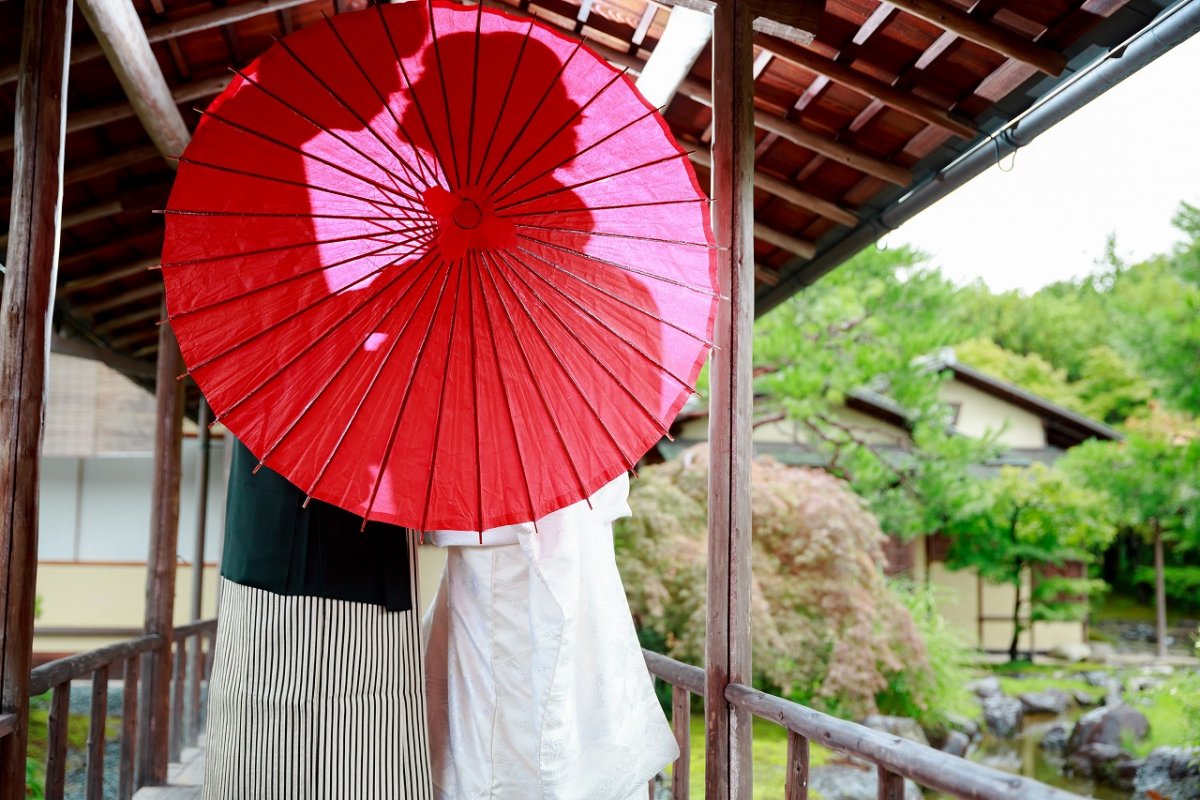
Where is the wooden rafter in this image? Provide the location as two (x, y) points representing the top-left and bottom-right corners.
(754, 223), (816, 260)
(689, 149), (858, 226)
(77, 282), (162, 317)
(59, 256), (159, 296)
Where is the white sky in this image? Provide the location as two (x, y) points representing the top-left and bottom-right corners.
(887, 31), (1200, 294)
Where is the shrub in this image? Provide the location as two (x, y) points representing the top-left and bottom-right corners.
(1132, 565), (1200, 612)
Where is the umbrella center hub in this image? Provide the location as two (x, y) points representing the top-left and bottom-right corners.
(453, 198), (484, 230)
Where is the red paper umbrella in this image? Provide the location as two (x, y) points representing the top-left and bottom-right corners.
(161, 1), (717, 531)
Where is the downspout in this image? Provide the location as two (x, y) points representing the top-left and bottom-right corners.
(757, 0), (1200, 315)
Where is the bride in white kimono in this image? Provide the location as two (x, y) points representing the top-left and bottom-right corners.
(423, 473), (678, 800)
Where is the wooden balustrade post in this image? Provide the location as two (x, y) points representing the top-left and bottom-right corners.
(785, 731), (809, 800)
(169, 636), (185, 761)
(705, 2), (756, 799)
(138, 314), (184, 785)
(44, 684), (71, 800)
(671, 685), (691, 799)
(86, 666), (109, 800)
(0, 1), (72, 795)
(119, 655), (140, 800)
(878, 766), (905, 800)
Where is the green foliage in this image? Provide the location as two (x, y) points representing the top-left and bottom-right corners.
(25, 759), (43, 800)
(953, 338), (1081, 412)
(1132, 565), (1200, 612)
(616, 446), (933, 719)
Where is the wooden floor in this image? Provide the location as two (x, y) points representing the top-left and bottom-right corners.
(133, 741), (205, 800)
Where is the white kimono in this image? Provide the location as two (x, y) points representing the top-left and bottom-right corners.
(423, 475), (678, 800)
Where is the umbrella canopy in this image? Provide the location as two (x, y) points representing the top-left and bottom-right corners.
(161, 0), (717, 531)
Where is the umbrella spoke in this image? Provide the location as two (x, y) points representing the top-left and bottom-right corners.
(479, 39), (585, 191)
(513, 243), (715, 348)
(426, 0), (463, 189)
(252, 252), (445, 469)
(500, 246), (698, 395)
(471, 20), (535, 187)
(478, 251), (597, 509)
(187, 240), (434, 377)
(515, 234), (718, 298)
(465, 254), (485, 534)
(161, 223), (432, 270)
(494, 150), (692, 213)
(489, 105), (661, 207)
(471, 250), (539, 530)
(231, 67), (430, 200)
(359, 258), (462, 528)
(302, 253), (453, 508)
(494, 249), (672, 441)
(466, 0), (484, 188)
(161, 208), (408, 236)
(487, 67), (629, 196)
(215, 252), (442, 430)
(504, 197), (708, 218)
(169, 229), (433, 320)
(513, 222), (716, 249)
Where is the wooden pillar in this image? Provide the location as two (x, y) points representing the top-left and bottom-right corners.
(0, 1), (72, 794)
(138, 316), (185, 785)
(705, 2), (755, 799)
(190, 398), (211, 621)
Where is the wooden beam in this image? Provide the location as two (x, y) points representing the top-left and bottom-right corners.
(91, 304), (162, 335)
(138, 313), (185, 785)
(689, 149), (858, 226)
(64, 145), (161, 186)
(635, 5), (713, 108)
(754, 223), (815, 259)
(706, 1), (758, 798)
(1, 201), (122, 251)
(752, 31), (979, 140)
(51, 332), (156, 378)
(59, 255), (159, 296)
(0, 1), (72, 793)
(77, 0), (192, 164)
(76, 281), (162, 317)
(888, 0), (1066, 76)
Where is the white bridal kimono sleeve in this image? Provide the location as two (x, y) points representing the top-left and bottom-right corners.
(423, 474), (679, 800)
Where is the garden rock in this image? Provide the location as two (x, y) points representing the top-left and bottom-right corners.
(1020, 688), (1071, 715)
(1049, 642), (1093, 662)
(1129, 675), (1164, 694)
(940, 730), (970, 758)
(944, 712), (980, 740)
(1085, 670), (1117, 688)
(862, 715), (931, 747)
(1067, 743), (1143, 790)
(1040, 722), (1070, 754)
(1072, 689), (1100, 706)
(1134, 747), (1200, 800)
(1067, 704), (1149, 753)
(1090, 642), (1117, 660)
(970, 676), (1002, 699)
(982, 696), (1023, 739)
(808, 765), (924, 800)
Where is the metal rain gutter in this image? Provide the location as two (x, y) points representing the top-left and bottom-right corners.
(756, 0), (1200, 315)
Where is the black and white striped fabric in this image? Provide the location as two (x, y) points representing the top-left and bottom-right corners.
(203, 539), (432, 799)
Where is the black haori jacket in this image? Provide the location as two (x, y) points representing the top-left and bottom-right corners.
(221, 439), (413, 612)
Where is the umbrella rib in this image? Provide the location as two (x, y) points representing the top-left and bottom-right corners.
(515, 234), (718, 299)
(418, 260), (469, 532)
(425, 0), (462, 190)
(376, 3), (452, 191)
(489, 105), (661, 207)
(513, 243), (715, 348)
(275, 31), (438, 194)
(513, 222), (716, 249)
(358, 258), (461, 529)
(466, 0), (484, 186)
(494, 249), (673, 441)
(212, 252), (442, 428)
(185, 240), (433, 377)
(161, 208), (406, 235)
(322, 13), (439, 189)
(176, 156), (422, 215)
(471, 20), (535, 187)
(299, 253), (449, 513)
(250, 252), (445, 468)
(500, 246), (699, 394)
(494, 151), (692, 213)
(504, 197), (708, 217)
(472, 250), (539, 529)
(168, 230), (433, 321)
(488, 67), (629, 197)
(477, 251), (595, 509)
(231, 67), (430, 201)
(197, 108), (430, 213)
(466, 253), (485, 534)
(160, 223), (431, 270)
(479, 39), (585, 191)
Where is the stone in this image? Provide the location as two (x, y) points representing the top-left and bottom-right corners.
(1072, 689), (1100, 706)
(1040, 722), (1070, 754)
(940, 730), (970, 758)
(969, 676), (1003, 698)
(1048, 642), (1093, 662)
(1067, 704), (1150, 753)
(861, 715), (931, 748)
(1085, 670), (1119, 688)
(808, 765), (924, 800)
(1134, 747), (1200, 800)
(1129, 675), (1165, 694)
(982, 696), (1024, 739)
(1019, 688), (1071, 715)
(1067, 743), (1144, 790)
(1090, 642), (1118, 660)
(944, 712), (980, 740)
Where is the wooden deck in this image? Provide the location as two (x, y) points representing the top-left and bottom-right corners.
(133, 739), (205, 800)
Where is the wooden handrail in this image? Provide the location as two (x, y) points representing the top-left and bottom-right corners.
(29, 634), (160, 696)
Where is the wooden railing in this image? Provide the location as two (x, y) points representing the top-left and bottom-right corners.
(642, 650), (1088, 800)
(22, 619), (217, 800)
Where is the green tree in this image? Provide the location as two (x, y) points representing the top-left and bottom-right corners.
(946, 463), (1116, 661)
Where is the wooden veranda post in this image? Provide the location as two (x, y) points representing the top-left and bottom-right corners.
(0, 0), (72, 794)
(705, 2), (756, 799)
(138, 312), (185, 785)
